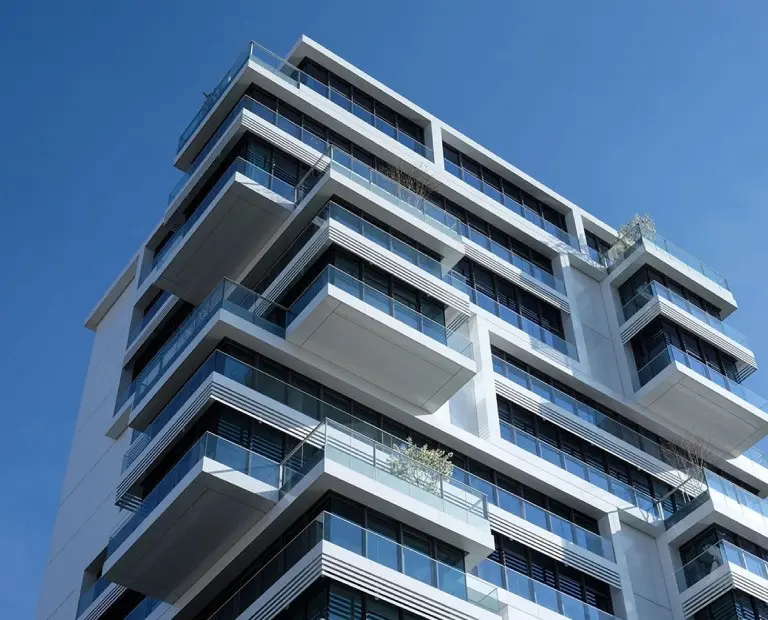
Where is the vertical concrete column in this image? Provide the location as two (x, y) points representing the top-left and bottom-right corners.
(603, 511), (640, 620)
(426, 119), (444, 169)
(464, 317), (501, 442)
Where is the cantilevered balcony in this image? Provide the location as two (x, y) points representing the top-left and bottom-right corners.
(604, 224), (735, 312)
(175, 41), (434, 171)
(207, 512), (501, 620)
(286, 265), (476, 412)
(143, 156), (321, 304)
(279, 418), (494, 564)
(676, 541), (768, 618)
(112, 279), (289, 430)
(619, 281), (755, 376)
(103, 432), (279, 600)
(633, 345), (768, 456)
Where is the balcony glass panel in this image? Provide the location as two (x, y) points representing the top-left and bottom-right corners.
(443, 165), (580, 251)
(287, 265), (473, 359)
(128, 292), (173, 343)
(279, 418), (487, 527)
(492, 355), (702, 475)
(208, 512), (499, 620)
(177, 41), (432, 161)
(471, 289), (578, 360)
(323, 201), (469, 291)
(633, 345), (767, 410)
(500, 421), (661, 516)
(114, 280), (289, 414)
(455, 465), (614, 561)
(620, 282), (746, 345)
(108, 432), (279, 557)
(471, 559), (616, 620)
(326, 146), (462, 240)
(603, 224), (729, 291)
(461, 226), (566, 294)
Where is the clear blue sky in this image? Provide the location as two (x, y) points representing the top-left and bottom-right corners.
(2, 1), (767, 617)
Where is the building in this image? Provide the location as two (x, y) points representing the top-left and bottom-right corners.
(37, 35), (768, 620)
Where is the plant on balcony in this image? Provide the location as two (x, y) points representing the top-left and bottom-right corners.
(382, 163), (437, 203)
(389, 438), (454, 494)
(607, 213), (656, 262)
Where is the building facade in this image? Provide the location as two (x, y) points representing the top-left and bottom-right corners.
(37, 36), (768, 620)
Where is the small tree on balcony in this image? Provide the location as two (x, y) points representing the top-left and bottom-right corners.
(389, 438), (454, 494)
(608, 213), (656, 262)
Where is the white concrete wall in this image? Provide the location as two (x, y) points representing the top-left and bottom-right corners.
(37, 284), (135, 620)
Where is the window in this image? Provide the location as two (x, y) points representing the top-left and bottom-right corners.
(455, 258), (564, 337)
(443, 142), (568, 234)
(492, 535), (614, 614)
(585, 230), (611, 256)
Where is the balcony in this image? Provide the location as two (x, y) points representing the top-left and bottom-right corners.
(285, 265), (476, 413)
(492, 355), (711, 491)
(676, 541), (768, 618)
(471, 558), (617, 620)
(279, 417), (494, 564)
(207, 511), (501, 620)
(603, 224), (735, 312)
(76, 577), (124, 620)
(471, 288), (579, 361)
(113, 279), (288, 428)
(633, 345), (768, 455)
(144, 157), (318, 304)
(103, 432), (279, 600)
(443, 159), (581, 252)
(176, 41), (434, 170)
(500, 421), (663, 517)
(619, 281), (755, 376)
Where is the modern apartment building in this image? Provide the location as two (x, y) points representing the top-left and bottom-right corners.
(38, 35), (768, 620)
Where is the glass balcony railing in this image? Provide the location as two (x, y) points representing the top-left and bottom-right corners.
(500, 421), (662, 516)
(706, 469), (768, 521)
(326, 146), (463, 240)
(676, 541), (768, 592)
(177, 43), (254, 153)
(633, 345), (767, 411)
(124, 597), (163, 620)
(602, 224), (730, 291)
(76, 576), (112, 617)
(114, 280), (289, 414)
(128, 292), (173, 343)
(323, 201), (470, 291)
(472, 558), (616, 620)
(148, 156), (305, 285)
(470, 288), (578, 360)
(209, 511), (500, 620)
(492, 355), (702, 475)
(744, 445), (768, 469)
(461, 225), (566, 294)
(108, 432), (279, 557)
(444, 159), (581, 251)
(177, 41), (432, 161)
(287, 264), (474, 359)
(619, 281), (747, 345)
(280, 418), (488, 527)
(454, 465), (614, 561)
(585, 246), (608, 267)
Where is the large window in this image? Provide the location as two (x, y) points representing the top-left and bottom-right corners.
(585, 230), (611, 257)
(630, 317), (739, 380)
(278, 246), (447, 325)
(694, 590), (768, 619)
(491, 347), (757, 494)
(497, 395), (685, 511)
(619, 265), (722, 319)
(443, 144), (568, 233)
(454, 258), (564, 337)
(297, 59), (427, 149)
(492, 534), (613, 613)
